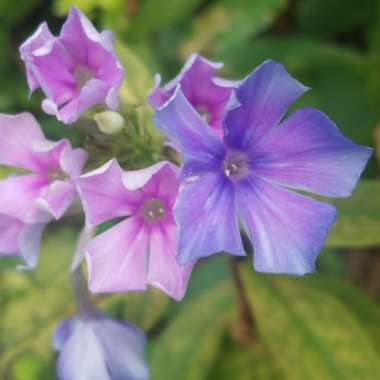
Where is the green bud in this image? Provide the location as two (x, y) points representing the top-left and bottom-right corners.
(94, 111), (124, 134)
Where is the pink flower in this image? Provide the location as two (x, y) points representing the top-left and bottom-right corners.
(0, 112), (87, 267)
(20, 7), (124, 124)
(77, 160), (193, 301)
(148, 54), (236, 136)
(0, 215), (45, 268)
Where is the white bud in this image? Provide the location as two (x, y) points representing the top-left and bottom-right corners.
(94, 111), (124, 134)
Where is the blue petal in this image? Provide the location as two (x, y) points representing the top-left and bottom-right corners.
(175, 173), (245, 264)
(223, 59), (308, 150)
(236, 176), (337, 275)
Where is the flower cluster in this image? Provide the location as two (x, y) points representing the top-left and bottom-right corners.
(0, 6), (372, 380)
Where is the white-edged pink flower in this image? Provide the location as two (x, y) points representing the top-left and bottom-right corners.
(77, 159), (193, 301)
(0, 112), (87, 267)
(20, 7), (124, 124)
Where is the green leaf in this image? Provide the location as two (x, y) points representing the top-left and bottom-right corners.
(181, 0), (285, 58)
(326, 181), (380, 248)
(150, 281), (234, 380)
(127, 0), (204, 40)
(307, 276), (380, 355)
(101, 288), (169, 332)
(242, 269), (380, 379)
(115, 42), (154, 106)
(207, 335), (283, 380)
(296, 0), (377, 38)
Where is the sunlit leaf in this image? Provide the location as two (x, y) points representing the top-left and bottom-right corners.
(242, 268), (380, 379)
(326, 181), (380, 248)
(150, 281), (234, 380)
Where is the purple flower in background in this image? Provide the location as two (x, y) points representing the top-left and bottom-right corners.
(20, 7), (124, 124)
(53, 312), (149, 380)
(0, 112), (87, 267)
(149, 53), (235, 135)
(77, 160), (193, 300)
(153, 59), (372, 275)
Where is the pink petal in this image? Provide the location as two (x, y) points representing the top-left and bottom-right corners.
(59, 145), (88, 178)
(19, 22), (55, 94)
(77, 159), (140, 228)
(0, 215), (24, 255)
(85, 217), (148, 293)
(37, 180), (77, 220)
(0, 113), (45, 171)
(147, 222), (193, 301)
(0, 174), (50, 223)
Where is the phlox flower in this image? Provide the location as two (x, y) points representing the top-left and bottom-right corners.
(0, 214), (44, 268)
(20, 7), (124, 124)
(153, 59), (372, 275)
(77, 160), (193, 300)
(0, 112), (87, 267)
(149, 53), (236, 135)
(53, 312), (149, 380)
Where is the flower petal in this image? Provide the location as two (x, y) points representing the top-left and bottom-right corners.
(122, 161), (172, 191)
(0, 215), (24, 255)
(0, 113), (46, 170)
(29, 40), (76, 106)
(149, 54), (233, 134)
(223, 60), (308, 150)
(175, 173), (244, 264)
(147, 222), (193, 301)
(18, 222), (46, 269)
(60, 145), (88, 178)
(37, 180), (77, 220)
(85, 217), (148, 293)
(236, 176), (337, 275)
(95, 318), (149, 380)
(19, 22), (55, 94)
(53, 317), (75, 351)
(56, 79), (110, 124)
(250, 108), (372, 197)
(56, 318), (111, 380)
(77, 159), (140, 227)
(0, 174), (50, 223)
(153, 86), (225, 177)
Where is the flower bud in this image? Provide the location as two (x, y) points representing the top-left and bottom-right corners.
(94, 111), (125, 134)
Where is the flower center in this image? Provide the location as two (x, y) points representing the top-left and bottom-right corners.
(48, 168), (68, 182)
(140, 198), (166, 224)
(195, 106), (211, 124)
(223, 151), (249, 179)
(74, 65), (95, 89)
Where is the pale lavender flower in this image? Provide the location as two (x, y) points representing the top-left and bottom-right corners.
(149, 53), (235, 136)
(153, 59), (372, 275)
(53, 312), (149, 380)
(0, 214), (44, 268)
(20, 7), (124, 124)
(77, 160), (193, 300)
(0, 112), (87, 267)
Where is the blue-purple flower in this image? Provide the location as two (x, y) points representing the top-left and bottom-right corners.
(153, 59), (372, 275)
(149, 53), (236, 136)
(53, 312), (149, 380)
(20, 7), (124, 124)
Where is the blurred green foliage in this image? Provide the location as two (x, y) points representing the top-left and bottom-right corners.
(1, 0), (380, 379)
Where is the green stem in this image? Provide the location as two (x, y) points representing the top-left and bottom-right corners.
(229, 257), (256, 345)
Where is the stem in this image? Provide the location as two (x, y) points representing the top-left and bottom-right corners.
(70, 228), (96, 318)
(71, 265), (95, 318)
(229, 257), (255, 345)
